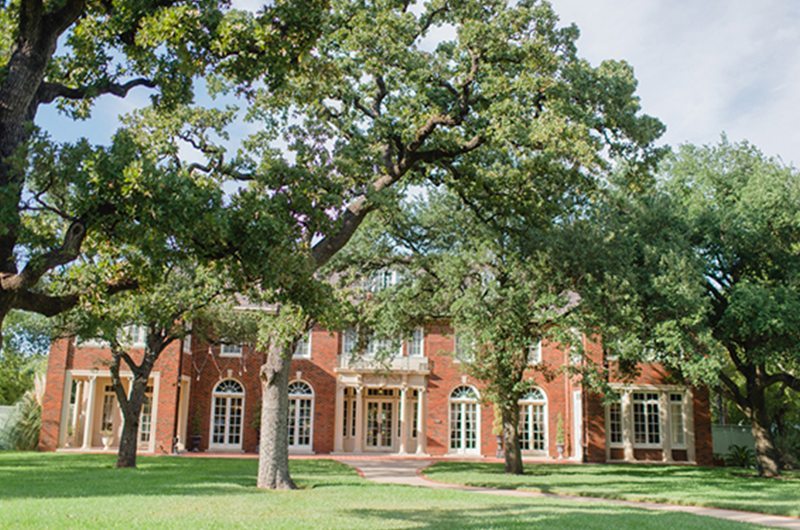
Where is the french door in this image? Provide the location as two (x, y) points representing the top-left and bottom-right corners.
(449, 401), (478, 453)
(365, 401), (394, 450)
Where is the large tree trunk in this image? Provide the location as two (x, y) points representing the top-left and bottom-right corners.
(117, 411), (140, 468)
(257, 341), (295, 490)
(115, 376), (148, 468)
(501, 404), (523, 475)
(749, 388), (781, 478)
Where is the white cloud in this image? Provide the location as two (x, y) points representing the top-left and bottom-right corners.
(550, 0), (800, 165)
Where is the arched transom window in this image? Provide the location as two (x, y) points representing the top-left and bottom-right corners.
(519, 387), (547, 453)
(449, 385), (480, 454)
(288, 381), (314, 450)
(210, 379), (244, 449)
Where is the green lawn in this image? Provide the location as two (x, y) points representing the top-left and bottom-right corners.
(424, 461), (800, 517)
(0, 453), (762, 529)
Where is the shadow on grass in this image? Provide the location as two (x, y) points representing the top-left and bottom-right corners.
(0, 452), (362, 500)
(341, 503), (745, 530)
(424, 461), (800, 516)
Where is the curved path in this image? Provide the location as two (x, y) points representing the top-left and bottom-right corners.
(335, 458), (800, 529)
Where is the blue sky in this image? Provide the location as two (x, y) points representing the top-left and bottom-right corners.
(37, 1), (800, 166)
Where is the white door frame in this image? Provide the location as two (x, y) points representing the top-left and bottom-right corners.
(572, 390), (583, 461)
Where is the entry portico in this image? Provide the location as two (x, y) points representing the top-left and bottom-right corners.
(332, 355), (429, 455)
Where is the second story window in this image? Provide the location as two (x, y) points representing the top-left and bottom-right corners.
(454, 332), (476, 363)
(408, 328), (424, 357)
(293, 332), (311, 359)
(220, 343), (243, 357)
(120, 325), (147, 348)
(367, 269), (398, 292)
(527, 340), (542, 365)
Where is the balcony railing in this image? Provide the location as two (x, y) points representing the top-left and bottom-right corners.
(337, 355), (430, 373)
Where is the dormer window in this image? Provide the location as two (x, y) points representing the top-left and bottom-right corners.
(368, 269), (398, 292)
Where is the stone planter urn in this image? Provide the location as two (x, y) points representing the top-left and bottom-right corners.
(101, 433), (114, 450)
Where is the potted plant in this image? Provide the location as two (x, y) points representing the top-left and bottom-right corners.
(190, 411), (202, 452)
(100, 428), (114, 450)
(555, 413), (565, 459)
(492, 404), (504, 458)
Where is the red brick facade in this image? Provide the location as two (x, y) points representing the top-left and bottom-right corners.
(40, 324), (713, 465)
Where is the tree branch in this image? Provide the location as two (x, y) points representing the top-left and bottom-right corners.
(36, 78), (155, 105)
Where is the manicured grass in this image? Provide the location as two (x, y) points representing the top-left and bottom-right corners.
(424, 461), (800, 517)
(0, 453), (760, 529)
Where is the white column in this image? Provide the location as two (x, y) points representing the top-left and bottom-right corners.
(686, 391), (696, 463)
(415, 388), (427, 455)
(353, 386), (364, 453)
(621, 390), (634, 462)
(81, 376), (98, 450)
(333, 383), (345, 453)
(661, 392), (672, 463)
(58, 373), (74, 448)
(398, 387), (408, 454)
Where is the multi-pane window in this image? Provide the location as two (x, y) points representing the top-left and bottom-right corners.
(288, 381), (313, 449)
(211, 380), (244, 448)
(138, 385), (154, 444)
(341, 387), (359, 438)
(633, 392), (661, 445)
(341, 328), (400, 359)
(527, 340), (542, 365)
(670, 393), (686, 447)
(120, 325), (147, 347)
(368, 269), (397, 292)
(519, 388), (547, 452)
(293, 332), (311, 358)
(449, 386), (479, 453)
(454, 333), (475, 363)
(408, 328), (424, 357)
(366, 401), (393, 448)
(101, 385), (116, 432)
(220, 343), (243, 357)
(607, 401), (623, 445)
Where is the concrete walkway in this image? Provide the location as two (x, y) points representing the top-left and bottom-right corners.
(335, 458), (800, 529)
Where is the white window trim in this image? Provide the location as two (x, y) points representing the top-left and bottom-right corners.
(669, 392), (688, 449)
(407, 327), (425, 358)
(631, 391), (662, 448)
(448, 385), (481, 455)
(527, 340), (543, 366)
(209, 379), (245, 450)
(519, 387), (548, 455)
(293, 331), (312, 359)
(605, 400), (624, 448)
(288, 380), (315, 454)
(220, 343), (243, 358)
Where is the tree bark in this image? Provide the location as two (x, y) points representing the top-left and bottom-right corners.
(501, 404), (523, 475)
(115, 376), (147, 468)
(257, 341), (296, 489)
(749, 387), (781, 478)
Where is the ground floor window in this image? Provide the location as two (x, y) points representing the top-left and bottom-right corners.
(288, 381), (313, 449)
(138, 385), (154, 444)
(607, 401), (622, 446)
(449, 385), (479, 453)
(211, 379), (244, 448)
(101, 385), (116, 432)
(670, 393), (686, 447)
(632, 392), (661, 445)
(519, 388), (547, 452)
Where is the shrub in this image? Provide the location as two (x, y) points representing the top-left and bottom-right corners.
(725, 444), (756, 468)
(5, 391), (42, 450)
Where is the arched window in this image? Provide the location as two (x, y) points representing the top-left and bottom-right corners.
(449, 385), (480, 454)
(210, 379), (244, 449)
(519, 387), (547, 453)
(288, 381), (314, 451)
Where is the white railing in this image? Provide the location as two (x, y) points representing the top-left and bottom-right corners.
(337, 355), (429, 372)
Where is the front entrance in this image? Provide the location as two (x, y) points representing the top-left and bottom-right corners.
(366, 400), (395, 450)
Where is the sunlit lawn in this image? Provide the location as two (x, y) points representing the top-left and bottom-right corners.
(0, 453), (764, 529)
(424, 461), (800, 517)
